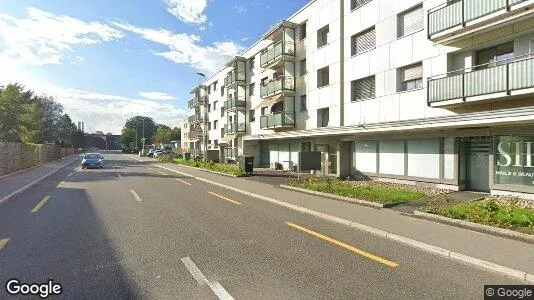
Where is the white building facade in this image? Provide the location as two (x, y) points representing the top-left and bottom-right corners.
(185, 0), (534, 198)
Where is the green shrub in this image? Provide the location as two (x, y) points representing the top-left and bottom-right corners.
(168, 158), (246, 176)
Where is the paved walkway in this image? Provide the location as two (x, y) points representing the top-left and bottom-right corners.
(0, 155), (79, 202)
(131, 156), (534, 276)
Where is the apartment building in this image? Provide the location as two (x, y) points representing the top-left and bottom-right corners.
(186, 0), (534, 198)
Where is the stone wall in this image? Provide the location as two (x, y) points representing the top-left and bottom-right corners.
(0, 142), (75, 176)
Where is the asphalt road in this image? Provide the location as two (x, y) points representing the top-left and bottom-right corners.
(0, 154), (522, 299)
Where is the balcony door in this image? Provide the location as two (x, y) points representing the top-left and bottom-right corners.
(475, 42), (514, 70)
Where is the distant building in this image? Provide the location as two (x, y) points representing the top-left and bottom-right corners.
(84, 133), (121, 150)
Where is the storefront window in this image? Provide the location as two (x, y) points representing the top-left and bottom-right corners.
(494, 136), (534, 186)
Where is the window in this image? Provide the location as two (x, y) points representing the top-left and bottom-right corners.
(221, 108), (224, 117)
(351, 0), (372, 11)
(213, 101), (218, 110)
(301, 142), (311, 152)
(208, 122), (211, 130)
(249, 57), (255, 70)
(299, 22), (307, 40)
(213, 120), (218, 129)
(261, 106), (268, 116)
(399, 63), (423, 92)
(214, 140), (218, 147)
(260, 77), (268, 86)
(317, 25), (329, 48)
(351, 27), (375, 56)
(398, 5), (423, 38)
(207, 86), (211, 94)
(317, 108), (329, 127)
(351, 76), (375, 101)
(317, 66), (329, 88)
(221, 127), (224, 137)
(300, 95), (307, 112)
(213, 81), (218, 91)
(475, 42), (514, 69)
(249, 83), (255, 96)
(208, 103), (211, 112)
(208, 140), (211, 146)
(249, 109), (255, 122)
(299, 59), (307, 76)
(220, 86), (224, 96)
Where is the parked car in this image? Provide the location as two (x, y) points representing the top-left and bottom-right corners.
(152, 150), (165, 157)
(81, 153), (104, 169)
(146, 149), (157, 157)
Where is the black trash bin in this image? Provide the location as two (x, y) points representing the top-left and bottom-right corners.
(184, 153), (191, 160)
(243, 156), (254, 175)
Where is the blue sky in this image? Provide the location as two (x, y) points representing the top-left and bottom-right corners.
(0, 0), (308, 133)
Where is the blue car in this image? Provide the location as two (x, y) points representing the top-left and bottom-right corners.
(81, 153), (104, 169)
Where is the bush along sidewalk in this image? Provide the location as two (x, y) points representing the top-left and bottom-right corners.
(424, 197), (534, 235)
(156, 156), (247, 177)
(287, 176), (425, 205)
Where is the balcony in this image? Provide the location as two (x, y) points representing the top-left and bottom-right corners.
(225, 122), (246, 135)
(187, 96), (206, 109)
(260, 41), (295, 68)
(223, 98), (246, 111)
(260, 112), (295, 129)
(223, 148), (236, 159)
(260, 78), (295, 98)
(188, 114), (204, 123)
(428, 0), (533, 41)
(428, 54), (534, 107)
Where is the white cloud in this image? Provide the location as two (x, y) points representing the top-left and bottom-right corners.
(0, 7), (123, 67)
(110, 21), (245, 75)
(138, 91), (176, 100)
(164, 0), (209, 25)
(0, 74), (189, 134)
(233, 5), (247, 14)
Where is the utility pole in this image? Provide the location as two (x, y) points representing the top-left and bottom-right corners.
(142, 118), (145, 154)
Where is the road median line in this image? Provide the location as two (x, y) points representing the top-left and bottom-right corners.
(151, 163), (534, 282)
(208, 192), (241, 205)
(181, 257), (234, 300)
(130, 190), (142, 202)
(286, 222), (398, 267)
(31, 196), (51, 213)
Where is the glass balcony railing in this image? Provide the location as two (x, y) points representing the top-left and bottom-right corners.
(188, 114), (204, 123)
(224, 71), (246, 87)
(428, 0), (529, 37)
(260, 112), (295, 129)
(260, 41), (295, 67)
(223, 148), (236, 159)
(223, 98), (246, 110)
(225, 122), (246, 134)
(260, 78), (294, 98)
(187, 96), (206, 109)
(428, 54), (534, 104)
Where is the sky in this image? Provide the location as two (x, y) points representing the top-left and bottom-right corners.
(0, 0), (308, 134)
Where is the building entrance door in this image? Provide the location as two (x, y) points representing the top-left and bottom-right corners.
(466, 139), (490, 192)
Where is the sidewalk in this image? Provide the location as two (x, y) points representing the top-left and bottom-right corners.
(0, 155), (79, 204)
(130, 156), (534, 279)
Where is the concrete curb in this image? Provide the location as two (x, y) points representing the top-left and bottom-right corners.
(153, 163), (534, 283)
(414, 210), (534, 244)
(170, 163), (242, 178)
(0, 157), (79, 206)
(280, 184), (386, 208)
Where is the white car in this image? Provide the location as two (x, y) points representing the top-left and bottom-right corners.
(152, 150), (165, 157)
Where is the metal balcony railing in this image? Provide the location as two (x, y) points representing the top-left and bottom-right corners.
(428, 54), (534, 104)
(225, 122), (246, 134)
(260, 112), (295, 129)
(260, 78), (295, 97)
(223, 98), (246, 110)
(428, 0), (530, 37)
(260, 41), (295, 67)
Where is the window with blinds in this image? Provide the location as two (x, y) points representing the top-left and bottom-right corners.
(399, 63), (423, 92)
(351, 76), (375, 101)
(351, 27), (375, 56)
(351, 0), (372, 11)
(398, 5), (423, 38)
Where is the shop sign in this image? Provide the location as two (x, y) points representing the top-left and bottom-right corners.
(494, 136), (534, 186)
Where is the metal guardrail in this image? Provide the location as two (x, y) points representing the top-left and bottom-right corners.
(428, 53), (534, 104)
(428, 0), (529, 37)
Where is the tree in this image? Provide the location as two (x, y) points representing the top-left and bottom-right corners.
(122, 116), (157, 149)
(71, 130), (86, 148)
(152, 124), (181, 145)
(121, 127), (137, 150)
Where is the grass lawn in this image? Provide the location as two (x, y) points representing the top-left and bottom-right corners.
(426, 200), (534, 235)
(156, 156), (247, 177)
(288, 177), (425, 205)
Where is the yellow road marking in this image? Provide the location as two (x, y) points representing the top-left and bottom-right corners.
(208, 192), (241, 205)
(285, 222), (398, 268)
(176, 178), (192, 186)
(31, 196), (51, 213)
(0, 238), (9, 251)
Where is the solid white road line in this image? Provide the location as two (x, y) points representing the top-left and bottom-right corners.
(130, 189), (142, 202)
(181, 257), (234, 300)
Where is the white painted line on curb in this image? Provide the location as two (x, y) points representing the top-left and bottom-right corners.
(155, 164), (534, 283)
(130, 190), (142, 202)
(0, 159), (78, 206)
(181, 257), (234, 300)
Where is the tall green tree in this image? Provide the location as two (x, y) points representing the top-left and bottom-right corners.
(122, 116), (157, 148)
